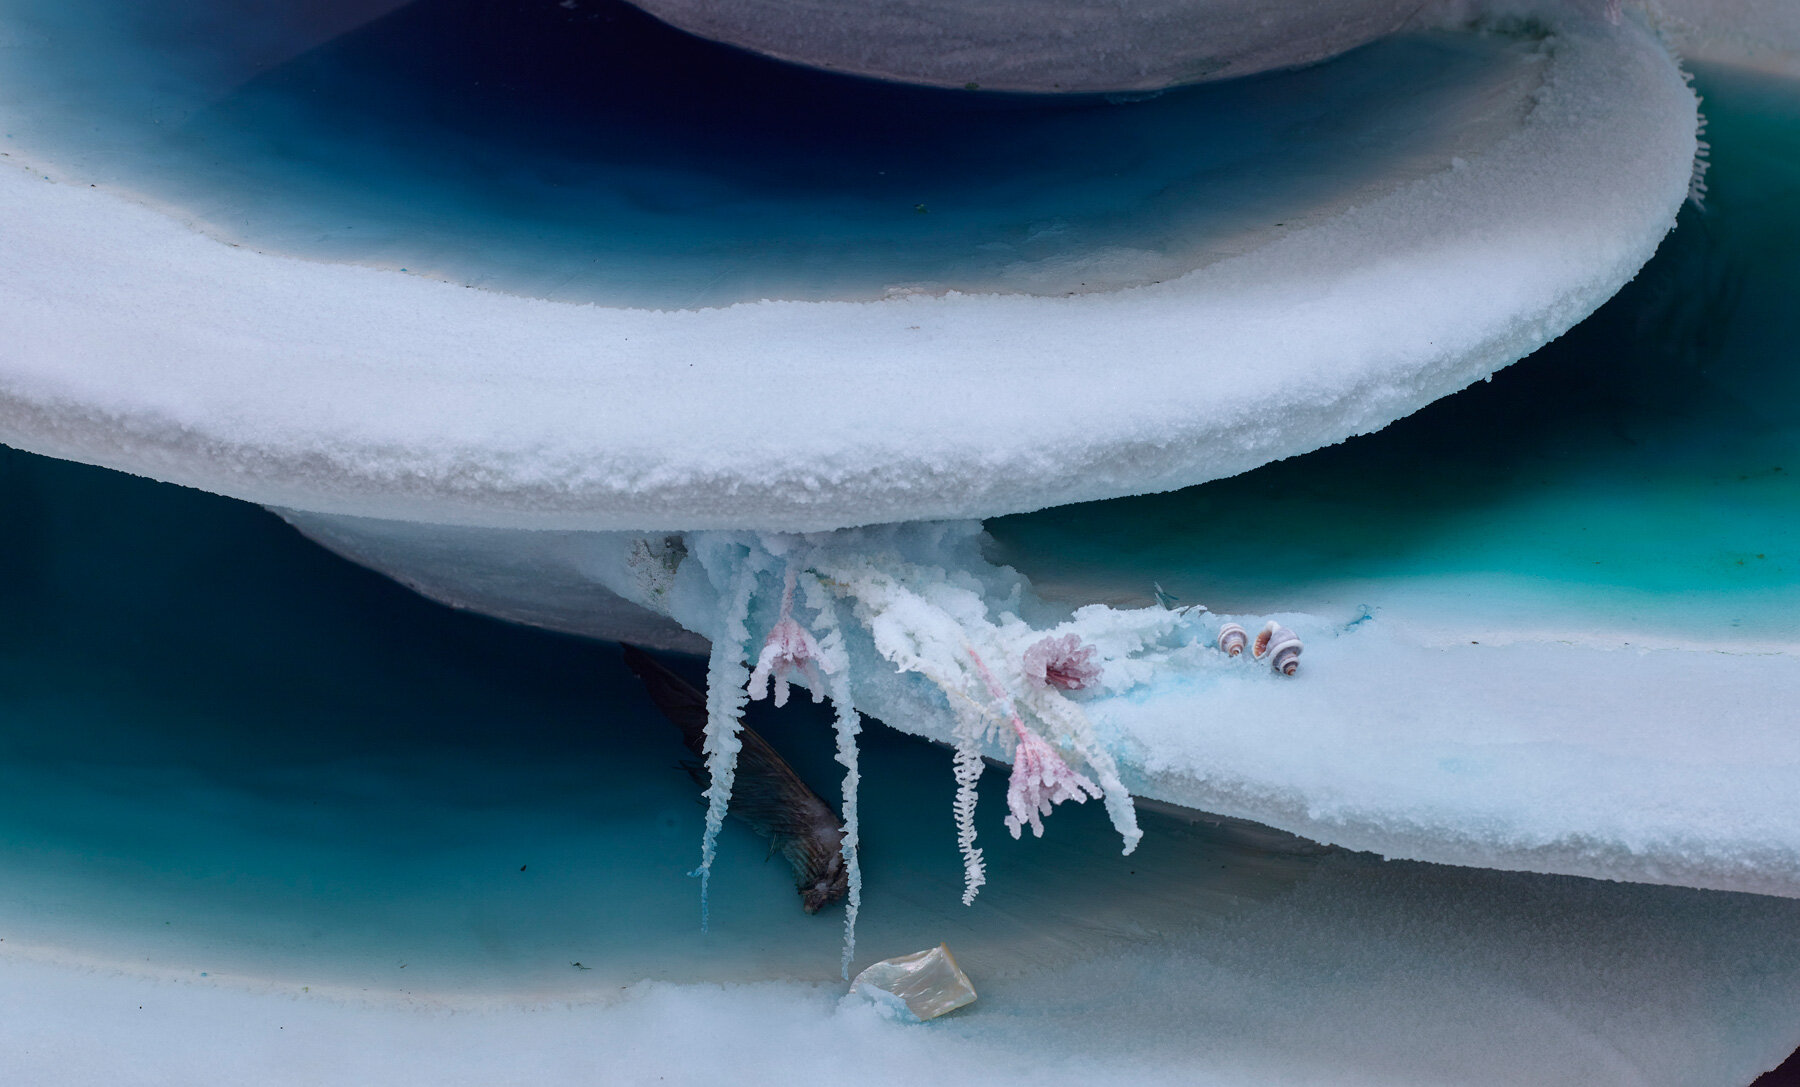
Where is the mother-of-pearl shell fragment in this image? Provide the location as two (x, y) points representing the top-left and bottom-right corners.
(847, 943), (977, 1022)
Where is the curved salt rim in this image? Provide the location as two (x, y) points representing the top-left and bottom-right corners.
(621, 0), (1416, 94)
(0, 16), (1695, 533)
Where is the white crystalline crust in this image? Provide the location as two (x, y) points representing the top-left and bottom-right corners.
(653, 527), (1800, 901)
(0, 14), (1696, 533)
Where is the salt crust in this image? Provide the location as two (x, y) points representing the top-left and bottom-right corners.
(286, 512), (1800, 900)
(643, 525), (1800, 901)
(0, 13), (1695, 532)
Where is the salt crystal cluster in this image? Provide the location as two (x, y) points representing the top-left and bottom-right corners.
(666, 533), (1318, 912)
(1024, 634), (1102, 691)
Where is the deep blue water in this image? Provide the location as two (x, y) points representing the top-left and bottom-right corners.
(0, 0), (1528, 304)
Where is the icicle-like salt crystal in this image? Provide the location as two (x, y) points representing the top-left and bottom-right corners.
(1003, 724), (1102, 840)
(1063, 727), (1142, 854)
(691, 557), (760, 931)
(950, 722), (988, 906)
(807, 556), (1144, 898)
(810, 559), (993, 905)
(799, 568), (863, 980)
(847, 944), (977, 1022)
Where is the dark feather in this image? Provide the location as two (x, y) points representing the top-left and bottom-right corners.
(623, 646), (849, 913)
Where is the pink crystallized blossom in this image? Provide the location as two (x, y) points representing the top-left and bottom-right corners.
(747, 566), (826, 707)
(1023, 633), (1101, 691)
(1005, 726), (1102, 840)
(965, 648), (1102, 839)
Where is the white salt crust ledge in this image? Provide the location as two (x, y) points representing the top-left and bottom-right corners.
(283, 515), (1800, 901)
(0, 15), (1696, 533)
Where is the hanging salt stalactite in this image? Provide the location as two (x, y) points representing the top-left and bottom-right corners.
(736, 548), (866, 974)
(809, 558), (1001, 903)
(747, 564), (827, 707)
(691, 550), (766, 931)
(1016, 636), (1142, 854)
(797, 566), (865, 979)
(949, 704), (991, 906)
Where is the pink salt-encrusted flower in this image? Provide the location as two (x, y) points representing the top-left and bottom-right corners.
(1004, 724), (1102, 840)
(747, 567), (826, 707)
(747, 616), (825, 707)
(964, 646), (1102, 839)
(1023, 633), (1101, 691)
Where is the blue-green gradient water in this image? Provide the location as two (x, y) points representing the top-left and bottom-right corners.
(1, 7), (1799, 1062)
(0, 0), (1531, 305)
(991, 63), (1800, 647)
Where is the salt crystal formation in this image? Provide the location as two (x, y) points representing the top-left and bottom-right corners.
(0, 6), (1699, 533)
(1023, 634), (1102, 692)
(746, 566), (827, 709)
(848, 944), (978, 1023)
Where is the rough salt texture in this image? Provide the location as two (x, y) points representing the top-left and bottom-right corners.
(656, 526), (1800, 900)
(0, 13), (1695, 532)
(621, 0), (1416, 93)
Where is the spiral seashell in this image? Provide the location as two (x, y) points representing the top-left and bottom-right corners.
(1252, 621), (1302, 676)
(1217, 622), (1249, 657)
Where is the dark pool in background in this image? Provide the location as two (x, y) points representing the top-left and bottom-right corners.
(1, 0), (1532, 305)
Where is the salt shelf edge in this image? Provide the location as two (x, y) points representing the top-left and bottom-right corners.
(0, 16), (1696, 532)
